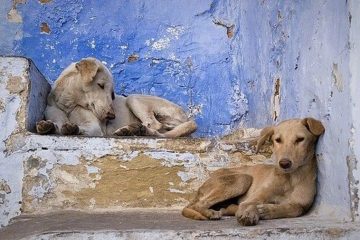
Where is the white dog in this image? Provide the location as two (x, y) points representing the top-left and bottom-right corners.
(36, 57), (197, 137)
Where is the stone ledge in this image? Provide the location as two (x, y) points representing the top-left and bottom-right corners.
(0, 210), (359, 240)
(15, 133), (270, 214)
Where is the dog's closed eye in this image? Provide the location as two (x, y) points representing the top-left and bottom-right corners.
(274, 137), (282, 144)
(97, 83), (104, 89)
(295, 137), (304, 144)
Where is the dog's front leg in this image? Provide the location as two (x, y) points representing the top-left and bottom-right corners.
(257, 203), (304, 220)
(38, 104), (71, 135)
(236, 203), (260, 226)
(69, 107), (104, 136)
(257, 183), (314, 220)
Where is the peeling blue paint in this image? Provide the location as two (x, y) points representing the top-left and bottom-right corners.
(0, 0), (351, 137)
(3, 0), (252, 136)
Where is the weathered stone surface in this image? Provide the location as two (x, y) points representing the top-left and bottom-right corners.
(0, 57), (32, 227)
(18, 134), (268, 214)
(0, 211), (359, 240)
(0, 56), (50, 227)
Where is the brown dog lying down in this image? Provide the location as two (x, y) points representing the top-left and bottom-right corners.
(36, 57), (196, 137)
(182, 118), (325, 226)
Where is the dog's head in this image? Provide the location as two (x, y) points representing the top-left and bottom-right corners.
(256, 118), (325, 173)
(75, 57), (116, 121)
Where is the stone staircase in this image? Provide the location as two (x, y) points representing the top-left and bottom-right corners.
(0, 56), (359, 239)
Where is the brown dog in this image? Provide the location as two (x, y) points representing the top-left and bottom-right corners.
(182, 118), (325, 226)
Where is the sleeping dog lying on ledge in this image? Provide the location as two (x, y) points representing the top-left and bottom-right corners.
(36, 57), (197, 137)
(182, 118), (324, 226)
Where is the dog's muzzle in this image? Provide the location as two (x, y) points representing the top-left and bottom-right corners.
(279, 158), (292, 170)
(105, 111), (116, 120)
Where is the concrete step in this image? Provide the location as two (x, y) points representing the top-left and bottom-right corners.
(0, 210), (359, 240)
(18, 133), (268, 214)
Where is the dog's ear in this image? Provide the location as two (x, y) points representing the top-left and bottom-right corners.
(256, 126), (274, 153)
(75, 59), (99, 83)
(301, 117), (325, 136)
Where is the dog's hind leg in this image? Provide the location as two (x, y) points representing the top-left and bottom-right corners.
(126, 96), (163, 131)
(183, 174), (252, 220)
(162, 120), (197, 138)
(220, 204), (239, 216)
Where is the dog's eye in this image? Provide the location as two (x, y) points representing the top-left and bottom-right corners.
(274, 138), (282, 144)
(111, 92), (115, 100)
(295, 137), (304, 144)
(98, 83), (105, 89)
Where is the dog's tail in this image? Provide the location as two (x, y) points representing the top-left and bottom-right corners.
(182, 207), (207, 220)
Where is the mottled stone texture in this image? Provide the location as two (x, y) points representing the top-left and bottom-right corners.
(0, 57), (49, 227)
(19, 135), (270, 214)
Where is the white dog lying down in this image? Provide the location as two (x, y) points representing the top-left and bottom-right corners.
(36, 57), (197, 137)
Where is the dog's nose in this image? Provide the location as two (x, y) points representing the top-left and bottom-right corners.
(106, 111), (115, 120)
(279, 159), (292, 169)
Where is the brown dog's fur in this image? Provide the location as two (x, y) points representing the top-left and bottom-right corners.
(36, 57), (197, 137)
(182, 118), (325, 226)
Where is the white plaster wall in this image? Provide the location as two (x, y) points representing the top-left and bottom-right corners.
(349, 0), (360, 221)
(0, 58), (28, 227)
(275, 1), (353, 220)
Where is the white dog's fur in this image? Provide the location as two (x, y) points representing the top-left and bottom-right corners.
(36, 57), (197, 137)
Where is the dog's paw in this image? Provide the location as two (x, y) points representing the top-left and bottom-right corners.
(113, 123), (147, 136)
(208, 209), (222, 220)
(257, 204), (273, 220)
(61, 122), (79, 135)
(36, 120), (56, 135)
(113, 126), (131, 136)
(236, 209), (259, 226)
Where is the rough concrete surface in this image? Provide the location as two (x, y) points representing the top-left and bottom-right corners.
(0, 210), (359, 240)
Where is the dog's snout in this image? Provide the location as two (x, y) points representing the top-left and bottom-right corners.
(106, 111), (115, 120)
(279, 159), (292, 169)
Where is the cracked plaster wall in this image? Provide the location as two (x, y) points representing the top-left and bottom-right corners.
(0, 58), (29, 227)
(348, 0), (360, 221)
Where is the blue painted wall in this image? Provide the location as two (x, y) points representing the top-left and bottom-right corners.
(0, 0), (351, 137)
